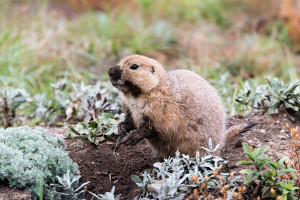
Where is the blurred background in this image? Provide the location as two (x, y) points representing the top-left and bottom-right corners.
(0, 0), (300, 114)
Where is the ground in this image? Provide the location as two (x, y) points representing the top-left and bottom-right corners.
(68, 110), (299, 199)
(0, 110), (299, 199)
(0, 183), (31, 200)
(67, 139), (158, 199)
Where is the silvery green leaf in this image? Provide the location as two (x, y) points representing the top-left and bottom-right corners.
(208, 138), (213, 150)
(212, 144), (220, 152)
(74, 181), (90, 192)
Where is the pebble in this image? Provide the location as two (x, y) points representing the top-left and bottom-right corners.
(280, 129), (286, 133)
(277, 135), (286, 140)
(260, 129), (266, 133)
(269, 142), (276, 147)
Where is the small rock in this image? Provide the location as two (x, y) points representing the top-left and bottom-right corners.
(280, 129), (286, 133)
(277, 135), (286, 140)
(269, 142), (276, 147)
(260, 129), (266, 133)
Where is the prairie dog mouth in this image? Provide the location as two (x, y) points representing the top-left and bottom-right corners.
(109, 79), (124, 87)
(112, 83), (124, 87)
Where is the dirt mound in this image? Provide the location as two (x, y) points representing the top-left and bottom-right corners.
(66, 138), (158, 199)
(0, 182), (31, 200)
(224, 110), (299, 172)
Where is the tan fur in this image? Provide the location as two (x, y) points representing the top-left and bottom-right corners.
(115, 55), (243, 157)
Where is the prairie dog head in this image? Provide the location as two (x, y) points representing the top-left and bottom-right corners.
(108, 55), (166, 96)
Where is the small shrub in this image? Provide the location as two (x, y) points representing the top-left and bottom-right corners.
(131, 139), (242, 199)
(235, 77), (300, 121)
(0, 80), (122, 127)
(67, 112), (124, 145)
(65, 81), (121, 122)
(0, 88), (31, 127)
(52, 170), (121, 200)
(237, 143), (299, 199)
(0, 126), (79, 199)
(264, 77), (300, 119)
(51, 170), (90, 200)
(235, 81), (261, 113)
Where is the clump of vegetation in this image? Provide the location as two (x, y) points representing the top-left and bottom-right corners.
(235, 77), (300, 121)
(52, 170), (121, 200)
(64, 81), (121, 122)
(285, 123), (300, 195)
(67, 112), (124, 145)
(51, 170), (90, 200)
(0, 88), (31, 127)
(0, 126), (79, 199)
(0, 80), (121, 127)
(263, 77), (300, 119)
(237, 143), (299, 199)
(131, 139), (242, 199)
(235, 81), (261, 113)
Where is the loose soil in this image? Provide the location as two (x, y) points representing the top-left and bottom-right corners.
(1, 110), (299, 199)
(66, 138), (158, 199)
(0, 181), (31, 200)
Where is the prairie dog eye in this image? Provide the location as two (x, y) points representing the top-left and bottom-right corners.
(130, 64), (139, 70)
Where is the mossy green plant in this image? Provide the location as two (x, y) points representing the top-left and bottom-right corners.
(0, 126), (79, 199)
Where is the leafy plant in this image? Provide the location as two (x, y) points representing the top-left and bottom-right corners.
(235, 81), (261, 112)
(67, 112), (124, 145)
(131, 139), (242, 199)
(0, 80), (122, 127)
(235, 77), (300, 121)
(237, 143), (299, 199)
(264, 77), (300, 121)
(52, 170), (121, 200)
(66, 81), (121, 122)
(51, 170), (90, 200)
(0, 88), (31, 127)
(0, 126), (79, 199)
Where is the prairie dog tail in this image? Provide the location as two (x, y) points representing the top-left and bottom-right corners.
(224, 123), (257, 144)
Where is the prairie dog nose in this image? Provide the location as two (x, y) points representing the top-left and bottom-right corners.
(108, 65), (122, 80)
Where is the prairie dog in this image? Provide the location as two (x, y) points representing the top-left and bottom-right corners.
(108, 55), (253, 157)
